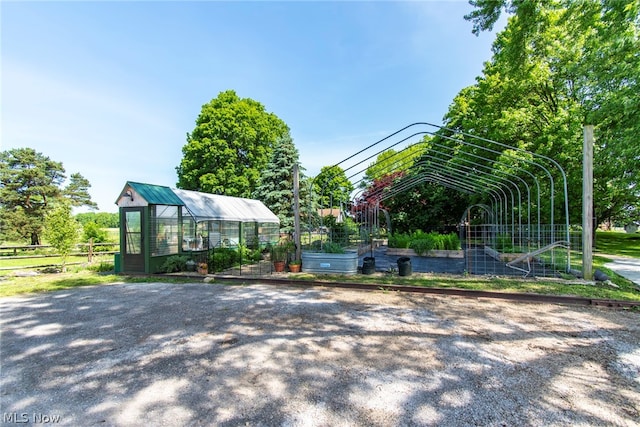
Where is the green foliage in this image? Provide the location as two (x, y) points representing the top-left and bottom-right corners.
(76, 212), (119, 228)
(253, 132), (302, 234)
(0, 147), (96, 245)
(389, 231), (461, 254)
(327, 216), (358, 247)
(495, 234), (513, 253)
(209, 246), (261, 272)
(210, 248), (239, 272)
(160, 255), (190, 273)
(595, 231), (640, 259)
(88, 262), (115, 273)
(409, 238), (433, 256)
(271, 244), (289, 262)
(42, 201), (81, 271)
(456, 0), (640, 226)
(363, 141), (428, 188)
(63, 173), (98, 209)
(385, 179), (469, 234)
(83, 222), (109, 243)
(238, 244), (262, 262)
(388, 233), (412, 249)
(313, 165), (354, 208)
(176, 90), (289, 198)
(322, 242), (345, 254)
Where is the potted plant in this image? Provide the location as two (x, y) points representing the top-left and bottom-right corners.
(272, 244), (287, 272)
(197, 262), (208, 275)
(288, 259), (301, 273)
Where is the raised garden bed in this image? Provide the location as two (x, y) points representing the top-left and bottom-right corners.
(386, 248), (464, 258)
(301, 251), (358, 275)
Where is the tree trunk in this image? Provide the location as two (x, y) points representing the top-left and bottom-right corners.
(30, 232), (41, 246)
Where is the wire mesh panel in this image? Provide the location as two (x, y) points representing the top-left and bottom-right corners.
(461, 224), (582, 278)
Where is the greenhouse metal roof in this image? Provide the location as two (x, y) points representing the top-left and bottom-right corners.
(120, 181), (185, 206)
(116, 182), (279, 224)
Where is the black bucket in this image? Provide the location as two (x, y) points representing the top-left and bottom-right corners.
(362, 257), (376, 274)
(397, 257), (412, 276)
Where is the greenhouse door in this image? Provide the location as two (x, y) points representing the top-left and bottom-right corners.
(122, 208), (145, 272)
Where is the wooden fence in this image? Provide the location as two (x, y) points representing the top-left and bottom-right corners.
(0, 241), (119, 270)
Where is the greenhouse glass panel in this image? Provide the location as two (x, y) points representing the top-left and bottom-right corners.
(151, 205), (179, 256)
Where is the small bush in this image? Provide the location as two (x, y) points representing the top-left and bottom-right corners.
(389, 233), (412, 248)
(443, 233), (461, 250)
(160, 255), (189, 273)
(83, 222), (109, 243)
(410, 238), (433, 256)
(210, 248), (239, 272)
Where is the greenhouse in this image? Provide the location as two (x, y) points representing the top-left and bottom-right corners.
(115, 181), (280, 273)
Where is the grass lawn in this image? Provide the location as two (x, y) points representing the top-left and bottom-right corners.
(0, 269), (195, 298)
(0, 253), (115, 272)
(595, 231), (640, 258)
(0, 230), (638, 301)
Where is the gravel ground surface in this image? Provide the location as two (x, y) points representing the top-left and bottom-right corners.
(1, 281), (639, 426)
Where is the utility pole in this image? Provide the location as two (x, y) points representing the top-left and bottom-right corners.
(293, 163), (301, 262)
(583, 125), (594, 280)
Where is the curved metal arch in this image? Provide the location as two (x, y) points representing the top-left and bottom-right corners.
(354, 165), (506, 233)
(350, 158), (507, 229)
(460, 204), (495, 225)
(329, 124), (565, 242)
(380, 154), (517, 231)
(343, 131), (542, 244)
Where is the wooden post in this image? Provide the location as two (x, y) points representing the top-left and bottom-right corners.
(583, 125), (594, 280)
(293, 163), (302, 262)
(88, 238), (94, 263)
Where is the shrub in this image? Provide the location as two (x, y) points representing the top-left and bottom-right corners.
(160, 255), (189, 273)
(210, 248), (239, 272)
(443, 233), (461, 250)
(389, 233), (411, 248)
(83, 222), (108, 243)
(410, 238), (433, 256)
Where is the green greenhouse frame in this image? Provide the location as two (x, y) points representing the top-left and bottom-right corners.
(115, 181), (280, 273)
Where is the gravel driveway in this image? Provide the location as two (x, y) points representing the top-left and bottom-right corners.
(1, 281), (639, 426)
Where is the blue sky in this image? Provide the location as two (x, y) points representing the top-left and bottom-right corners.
(1, 1), (503, 213)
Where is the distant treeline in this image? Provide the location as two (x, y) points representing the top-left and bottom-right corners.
(75, 212), (119, 228)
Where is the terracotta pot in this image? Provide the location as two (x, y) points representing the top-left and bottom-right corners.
(273, 261), (286, 272)
(289, 263), (301, 273)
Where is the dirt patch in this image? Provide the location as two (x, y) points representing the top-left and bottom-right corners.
(1, 282), (639, 426)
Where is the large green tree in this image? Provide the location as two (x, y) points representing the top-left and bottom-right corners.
(312, 165), (354, 209)
(0, 148), (96, 245)
(442, 0), (640, 226)
(362, 140), (428, 188)
(176, 90), (289, 198)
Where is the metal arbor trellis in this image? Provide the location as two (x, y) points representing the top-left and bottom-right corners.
(307, 122), (574, 277)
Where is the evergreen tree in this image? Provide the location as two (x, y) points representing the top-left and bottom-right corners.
(0, 148), (96, 245)
(253, 133), (301, 234)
